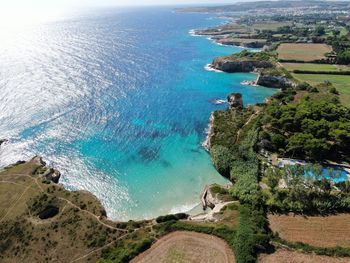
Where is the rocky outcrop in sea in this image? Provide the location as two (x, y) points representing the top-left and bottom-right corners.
(227, 93), (243, 109)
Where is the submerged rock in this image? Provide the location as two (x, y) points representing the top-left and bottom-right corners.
(227, 93), (243, 109)
(0, 139), (7, 147)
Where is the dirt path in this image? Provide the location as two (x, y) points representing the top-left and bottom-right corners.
(0, 183), (33, 222)
(131, 231), (235, 263)
(236, 109), (262, 140)
(4, 172), (127, 232)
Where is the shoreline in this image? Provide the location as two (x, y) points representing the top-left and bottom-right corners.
(202, 112), (214, 151)
(0, 11), (276, 223)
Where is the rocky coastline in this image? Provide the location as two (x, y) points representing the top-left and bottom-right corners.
(210, 55), (295, 89)
(202, 112), (214, 151)
(211, 56), (273, 73)
(193, 27), (268, 49)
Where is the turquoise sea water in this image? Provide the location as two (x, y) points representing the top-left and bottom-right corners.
(0, 7), (276, 220)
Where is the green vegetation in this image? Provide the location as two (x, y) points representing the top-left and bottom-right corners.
(228, 50), (276, 62)
(235, 205), (269, 263)
(260, 93), (350, 160)
(274, 236), (350, 258)
(99, 234), (155, 263)
(210, 106), (270, 263)
(292, 73), (350, 105)
(208, 64), (350, 261)
(263, 165), (350, 214)
(155, 213), (188, 223)
(282, 63), (341, 72)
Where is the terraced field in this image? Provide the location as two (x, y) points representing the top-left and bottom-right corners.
(131, 231), (235, 263)
(269, 214), (350, 248)
(259, 249), (350, 263)
(277, 44), (332, 62)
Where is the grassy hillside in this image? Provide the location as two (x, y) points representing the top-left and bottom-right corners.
(0, 157), (129, 263)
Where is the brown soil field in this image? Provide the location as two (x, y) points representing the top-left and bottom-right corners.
(277, 43), (332, 62)
(259, 248), (350, 263)
(131, 231), (235, 263)
(268, 214), (350, 248)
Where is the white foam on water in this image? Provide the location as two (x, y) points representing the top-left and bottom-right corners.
(204, 64), (223, 73)
(169, 202), (199, 215)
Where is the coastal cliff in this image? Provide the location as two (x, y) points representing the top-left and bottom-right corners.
(211, 56), (273, 73)
(211, 51), (296, 89)
(0, 156), (122, 262)
(217, 38), (267, 48)
(256, 74), (295, 89)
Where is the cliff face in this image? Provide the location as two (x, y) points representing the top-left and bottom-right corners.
(227, 93), (243, 109)
(256, 75), (295, 89)
(217, 38), (266, 48)
(211, 57), (273, 73)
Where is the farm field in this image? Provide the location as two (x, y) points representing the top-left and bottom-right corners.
(131, 231), (235, 263)
(292, 73), (350, 105)
(259, 249), (350, 263)
(268, 214), (350, 248)
(282, 63), (341, 72)
(277, 43), (332, 62)
(251, 22), (291, 31)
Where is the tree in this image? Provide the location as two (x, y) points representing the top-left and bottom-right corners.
(210, 145), (233, 178)
(314, 25), (325, 36)
(337, 50), (350, 64)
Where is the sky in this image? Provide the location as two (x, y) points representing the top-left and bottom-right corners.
(1, 0), (242, 9)
(0, 0), (243, 30)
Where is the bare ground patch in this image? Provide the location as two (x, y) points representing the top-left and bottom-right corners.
(259, 248), (350, 263)
(277, 44), (332, 62)
(131, 231), (235, 263)
(268, 214), (350, 248)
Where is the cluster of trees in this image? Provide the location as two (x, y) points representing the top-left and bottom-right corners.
(260, 95), (350, 160)
(233, 50), (273, 61)
(235, 205), (269, 263)
(326, 34), (350, 64)
(211, 118), (270, 263)
(264, 165), (350, 214)
(337, 49), (350, 64)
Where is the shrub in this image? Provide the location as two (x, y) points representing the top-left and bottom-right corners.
(330, 87), (339, 94)
(296, 82), (311, 91)
(210, 145), (233, 178)
(155, 213), (188, 223)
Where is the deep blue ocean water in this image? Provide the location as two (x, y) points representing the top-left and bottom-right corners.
(0, 7), (276, 220)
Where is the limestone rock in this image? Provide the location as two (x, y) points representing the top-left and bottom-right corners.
(256, 74), (295, 89)
(227, 93), (243, 109)
(0, 139), (7, 146)
(43, 168), (61, 183)
(211, 57), (273, 73)
(201, 185), (223, 210)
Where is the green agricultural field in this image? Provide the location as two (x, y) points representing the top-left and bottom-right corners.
(293, 73), (350, 106)
(282, 63), (350, 72)
(251, 22), (291, 31)
(282, 63), (340, 72)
